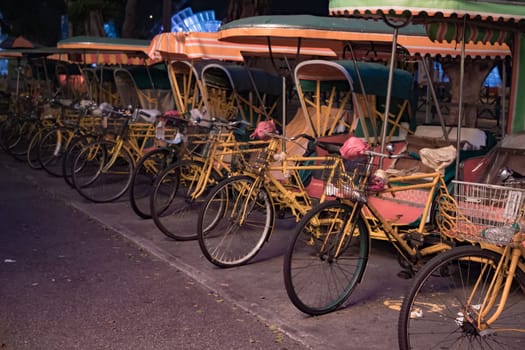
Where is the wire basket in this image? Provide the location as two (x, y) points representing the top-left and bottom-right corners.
(240, 142), (273, 174)
(322, 155), (373, 199)
(452, 180), (525, 245)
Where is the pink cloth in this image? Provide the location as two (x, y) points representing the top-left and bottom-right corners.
(164, 110), (181, 118)
(250, 120), (276, 140)
(340, 137), (369, 159)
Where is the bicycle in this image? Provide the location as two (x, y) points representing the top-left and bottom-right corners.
(149, 117), (269, 241)
(37, 100), (99, 176)
(398, 180), (525, 349)
(71, 104), (160, 203)
(196, 128), (362, 268)
(129, 112), (200, 219)
(282, 137), (457, 315)
(0, 94), (46, 161)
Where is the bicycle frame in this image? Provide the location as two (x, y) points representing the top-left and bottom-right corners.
(361, 171), (454, 261)
(237, 134), (354, 230)
(468, 242), (525, 330)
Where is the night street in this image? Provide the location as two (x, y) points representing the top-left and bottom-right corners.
(0, 151), (412, 350)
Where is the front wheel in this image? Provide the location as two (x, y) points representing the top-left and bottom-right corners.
(197, 175), (274, 268)
(72, 140), (134, 203)
(283, 200), (370, 316)
(38, 127), (74, 177)
(398, 245), (525, 350)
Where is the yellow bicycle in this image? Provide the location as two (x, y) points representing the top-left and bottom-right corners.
(398, 180), (525, 349)
(196, 131), (360, 267)
(282, 140), (459, 315)
(149, 117), (270, 241)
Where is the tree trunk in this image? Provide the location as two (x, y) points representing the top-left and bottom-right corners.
(84, 11), (105, 37)
(444, 60), (494, 127)
(121, 0), (139, 38)
(225, 0), (271, 23)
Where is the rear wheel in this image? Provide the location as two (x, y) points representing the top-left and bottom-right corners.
(283, 200), (369, 316)
(72, 140), (134, 203)
(62, 133), (97, 187)
(150, 159), (221, 240)
(6, 118), (36, 161)
(27, 127), (47, 169)
(197, 175), (274, 268)
(129, 148), (174, 219)
(398, 245), (525, 350)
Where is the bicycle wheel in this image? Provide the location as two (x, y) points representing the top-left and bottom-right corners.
(0, 118), (18, 152)
(62, 133), (97, 187)
(197, 175), (274, 268)
(72, 140), (134, 203)
(398, 245), (525, 350)
(27, 127), (46, 169)
(129, 147), (174, 219)
(7, 118), (36, 161)
(283, 200), (370, 315)
(38, 127), (74, 176)
(150, 159), (221, 240)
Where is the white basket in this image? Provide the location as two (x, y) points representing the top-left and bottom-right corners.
(453, 180), (525, 245)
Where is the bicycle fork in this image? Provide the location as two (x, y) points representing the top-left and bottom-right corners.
(464, 245), (523, 334)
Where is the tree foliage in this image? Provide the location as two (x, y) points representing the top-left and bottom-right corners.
(225, 0), (271, 23)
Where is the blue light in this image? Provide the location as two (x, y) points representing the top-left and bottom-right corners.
(483, 67), (502, 88)
(170, 7), (221, 32)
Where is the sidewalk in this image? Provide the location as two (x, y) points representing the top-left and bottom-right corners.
(3, 153), (412, 350)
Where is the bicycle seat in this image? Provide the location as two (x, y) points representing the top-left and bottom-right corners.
(316, 141), (343, 155)
(138, 109), (160, 123)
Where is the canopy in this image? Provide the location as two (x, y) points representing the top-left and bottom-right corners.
(328, 0), (525, 27)
(147, 31), (349, 62)
(0, 36), (34, 49)
(218, 15), (510, 59)
(328, 0), (525, 135)
(57, 36), (154, 65)
(295, 60), (413, 100)
(202, 63), (282, 95)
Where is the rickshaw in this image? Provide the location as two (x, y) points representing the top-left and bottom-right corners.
(217, 14), (500, 236)
(133, 31), (284, 234)
(327, 1), (525, 346)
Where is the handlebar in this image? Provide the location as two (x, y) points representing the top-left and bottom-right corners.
(364, 149), (420, 161)
(192, 116), (251, 129)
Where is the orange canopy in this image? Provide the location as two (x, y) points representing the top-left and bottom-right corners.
(147, 31), (343, 61)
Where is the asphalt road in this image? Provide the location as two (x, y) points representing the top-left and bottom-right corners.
(0, 154), (307, 350)
(0, 151), (413, 350)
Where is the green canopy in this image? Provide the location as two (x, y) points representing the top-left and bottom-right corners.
(202, 63), (281, 95)
(296, 60), (413, 100)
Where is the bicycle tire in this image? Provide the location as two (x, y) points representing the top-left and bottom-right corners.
(62, 133), (97, 187)
(197, 175), (274, 268)
(283, 200), (369, 315)
(150, 159), (221, 240)
(7, 118), (35, 161)
(0, 118), (18, 152)
(38, 127), (74, 177)
(27, 127), (46, 169)
(129, 147), (173, 219)
(398, 245), (525, 350)
(72, 140), (134, 203)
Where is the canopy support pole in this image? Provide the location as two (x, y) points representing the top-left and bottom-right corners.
(419, 57), (449, 142)
(379, 13), (411, 168)
(379, 27), (398, 168)
(455, 18), (467, 181)
(282, 76), (286, 154)
(346, 41), (378, 144)
(500, 59), (507, 138)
